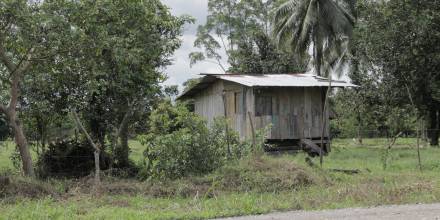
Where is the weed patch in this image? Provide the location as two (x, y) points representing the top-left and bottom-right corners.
(214, 156), (324, 193)
(0, 176), (59, 200)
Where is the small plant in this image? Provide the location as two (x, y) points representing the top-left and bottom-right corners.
(381, 131), (403, 170)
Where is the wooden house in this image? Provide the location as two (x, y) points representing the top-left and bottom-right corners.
(177, 73), (356, 152)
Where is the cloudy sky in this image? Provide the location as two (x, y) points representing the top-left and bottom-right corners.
(159, 0), (349, 89)
(161, 0), (227, 89)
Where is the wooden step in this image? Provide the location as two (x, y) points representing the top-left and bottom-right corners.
(300, 139), (325, 157)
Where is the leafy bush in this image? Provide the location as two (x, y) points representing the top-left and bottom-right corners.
(36, 139), (111, 178)
(138, 101), (250, 180)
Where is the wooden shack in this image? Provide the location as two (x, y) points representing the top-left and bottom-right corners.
(177, 73), (356, 152)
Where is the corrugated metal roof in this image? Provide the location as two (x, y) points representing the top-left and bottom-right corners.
(178, 73), (357, 100)
(215, 73), (357, 87)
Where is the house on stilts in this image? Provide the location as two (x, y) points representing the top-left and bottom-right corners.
(177, 73), (357, 154)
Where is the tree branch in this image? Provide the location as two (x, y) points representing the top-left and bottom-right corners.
(7, 48), (34, 111)
(72, 111), (99, 151)
(71, 110), (101, 186)
(29, 49), (72, 61)
(387, 131), (403, 150)
(217, 33), (230, 61)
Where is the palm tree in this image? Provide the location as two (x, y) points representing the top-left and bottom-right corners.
(273, 0), (355, 166)
(273, 0), (355, 75)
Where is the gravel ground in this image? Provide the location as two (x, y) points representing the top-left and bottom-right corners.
(216, 203), (440, 220)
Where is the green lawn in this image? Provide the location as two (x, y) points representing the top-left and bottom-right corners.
(0, 140), (16, 172)
(2, 138), (440, 220)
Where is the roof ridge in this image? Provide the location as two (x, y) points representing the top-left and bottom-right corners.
(200, 72), (308, 76)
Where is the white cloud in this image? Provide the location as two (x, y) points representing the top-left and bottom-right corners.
(160, 1), (230, 90)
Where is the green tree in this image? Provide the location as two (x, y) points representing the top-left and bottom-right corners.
(190, 0), (305, 74)
(0, 0), (75, 176)
(46, 0), (192, 168)
(354, 0), (440, 145)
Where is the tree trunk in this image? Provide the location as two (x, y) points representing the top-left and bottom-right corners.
(72, 111), (101, 186)
(94, 149), (100, 185)
(6, 111), (34, 177)
(0, 42), (35, 177)
(428, 109), (439, 146)
(116, 122), (130, 167)
(356, 111), (363, 145)
(112, 105), (134, 168)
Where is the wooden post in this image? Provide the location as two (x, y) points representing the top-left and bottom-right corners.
(222, 91), (231, 158)
(248, 111), (256, 152)
(417, 120), (422, 171)
(320, 78), (332, 167)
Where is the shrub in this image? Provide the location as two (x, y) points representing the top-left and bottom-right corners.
(138, 101), (250, 180)
(36, 139), (111, 178)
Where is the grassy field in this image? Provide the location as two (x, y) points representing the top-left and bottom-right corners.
(1, 138), (440, 219)
(0, 141), (15, 172)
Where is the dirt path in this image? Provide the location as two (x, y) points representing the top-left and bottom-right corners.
(216, 203), (440, 220)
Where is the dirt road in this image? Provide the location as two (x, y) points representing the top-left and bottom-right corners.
(216, 203), (440, 220)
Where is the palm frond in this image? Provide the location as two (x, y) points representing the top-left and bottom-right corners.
(319, 0), (354, 37)
(296, 0), (317, 53)
(272, 0), (355, 77)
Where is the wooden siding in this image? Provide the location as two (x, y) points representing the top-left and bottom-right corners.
(223, 81), (248, 139)
(192, 79), (329, 141)
(193, 80), (224, 125)
(251, 87), (328, 140)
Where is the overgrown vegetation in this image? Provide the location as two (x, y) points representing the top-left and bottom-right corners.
(138, 101), (252, 180)
(2, 138), (440, 219)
